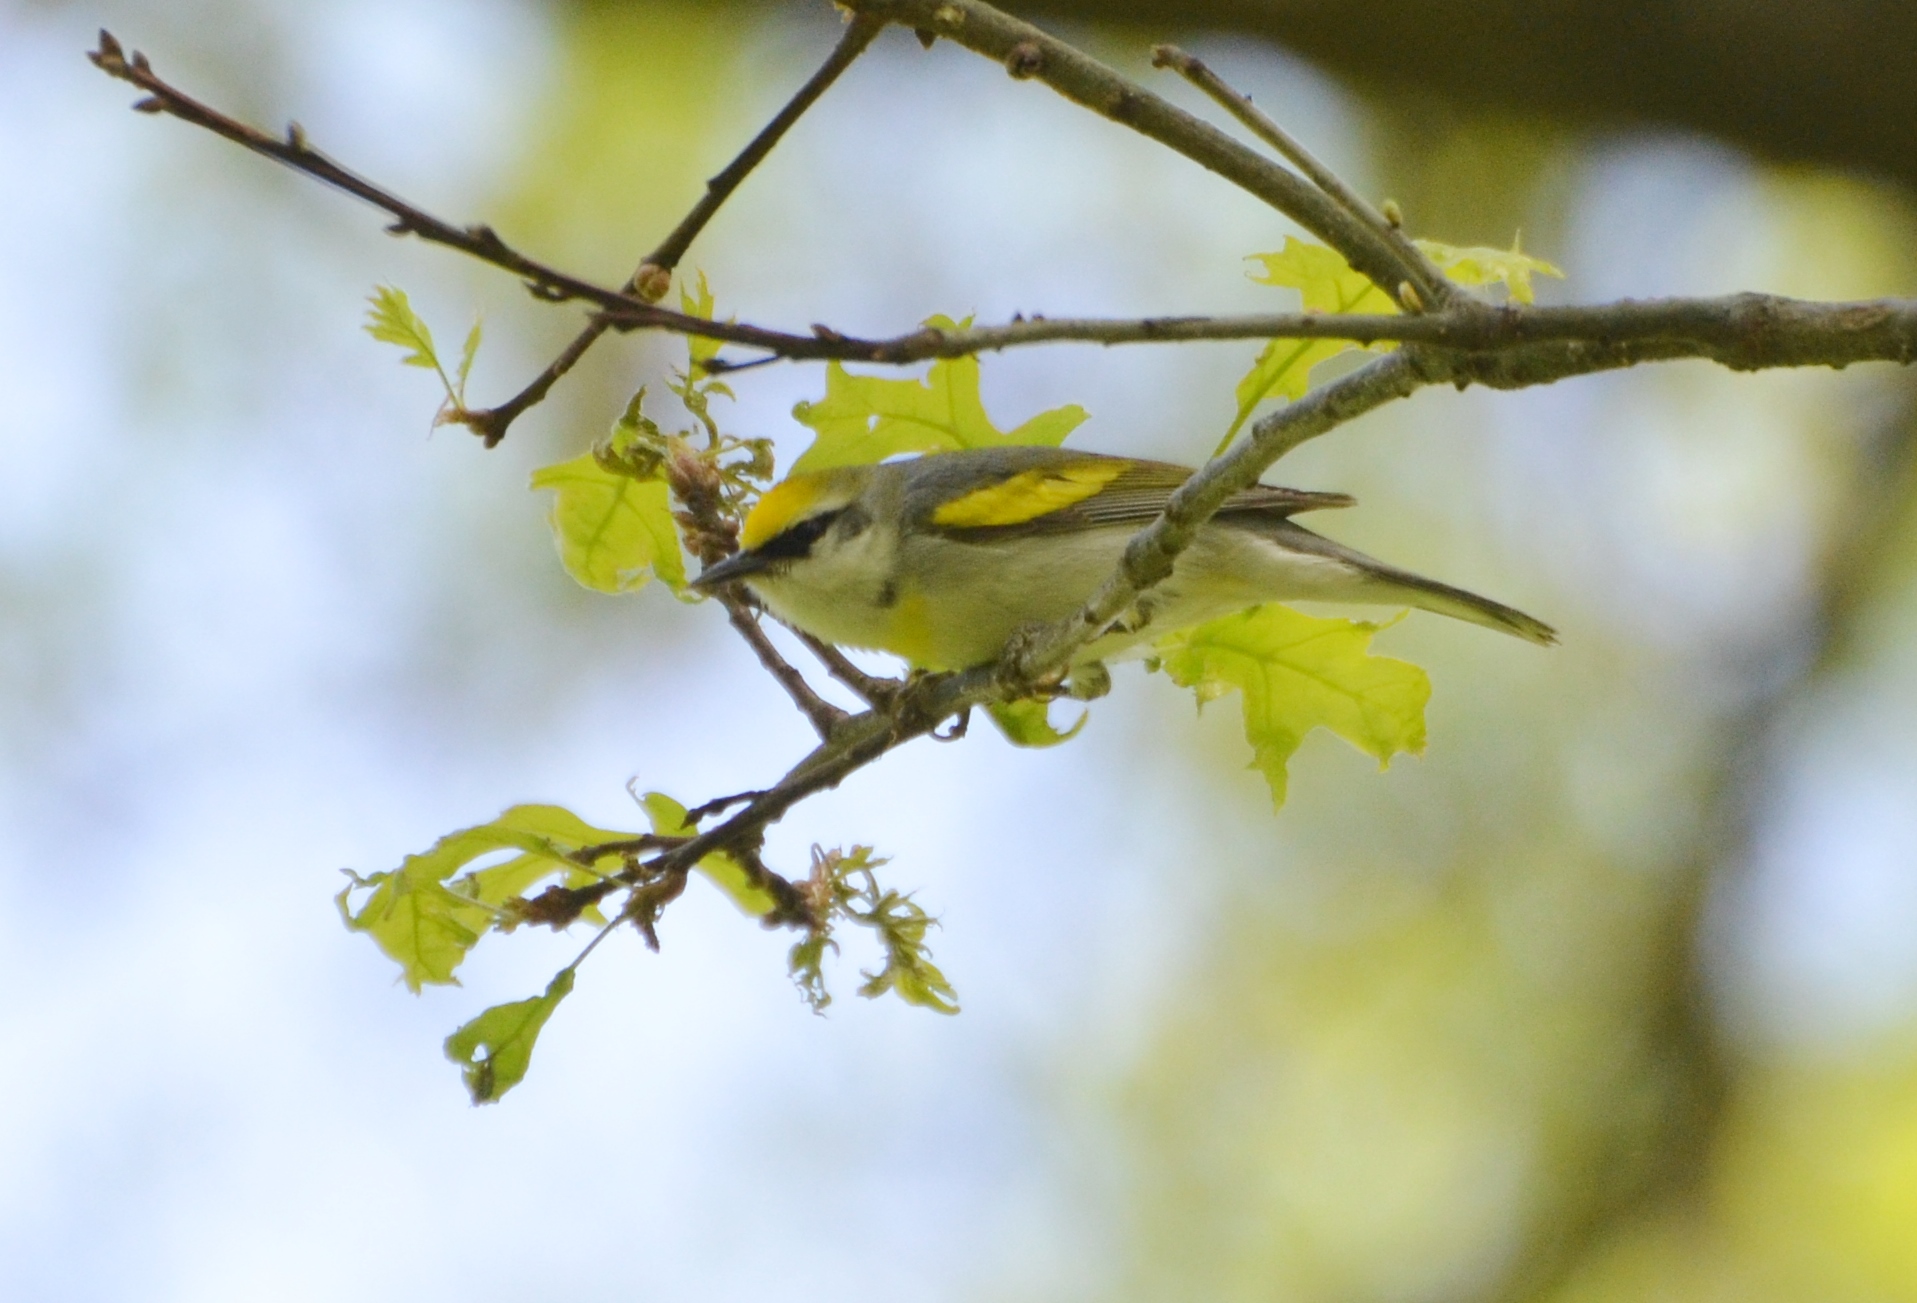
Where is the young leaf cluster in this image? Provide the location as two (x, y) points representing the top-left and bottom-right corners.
(363, 286), (482, 428)
(531, 274), (774, 593)
(790, 846), (959, 1015)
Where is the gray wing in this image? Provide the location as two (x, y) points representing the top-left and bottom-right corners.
(906, 447), (1354, 538)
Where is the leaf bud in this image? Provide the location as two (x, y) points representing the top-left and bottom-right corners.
(1067, 662), (1112, 701)
(632, 263), (672, 303)
(1381, 199), (1403, 229)
(1397, 280), (1425, 313)
(1004, 42), (1045, 79)
(666, 434), (724, 503)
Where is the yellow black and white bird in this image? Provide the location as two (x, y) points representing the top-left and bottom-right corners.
(691, 446), (1555, 671)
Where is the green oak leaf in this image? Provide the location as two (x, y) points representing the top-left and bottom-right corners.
(1223, 336), (1358, 451)
(789, 931), (835, 1013)
(364, 284), (481, 415)
(1224, 238), (1400, 450)
(985, 699), (1087, 747)
(1248, 237), (1400, 317)
(1416, 236), (1564, 304)
(337, 805), (640, 991)
(530, 454), (687, 594)
(856, 882), (959, 1015)
(679, 268), (723, 369)
(454, 317), (483, 399)
(363, 285), (443, 373)
(638, 792), (776, 917)
(791, 315), (1088, 472)
(444, 968), (575, 1104)
(1153, 604), (1430, 809)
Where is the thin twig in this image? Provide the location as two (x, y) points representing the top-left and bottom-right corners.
(842, 0), (1416, 297)
(683, 789), (770, 825)
(786, 628), (901, 706)
(647, 13), (886, 274)
(722, 593), (849, 738)
(84, 33), (845, 384)
(86, 37), (669, 314)
(467, 13), (887, 445)
(570, 834), (690, 864)
(1150, 43), (1452, 310)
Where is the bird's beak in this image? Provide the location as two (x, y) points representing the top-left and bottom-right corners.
(691, 549), (772, 590)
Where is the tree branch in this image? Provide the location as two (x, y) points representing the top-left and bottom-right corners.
(1150, 43), (1453, 311)
(839, 0), (1424, 298)
(786, 628), (902, 708)
(691, 295), (1917, 371)
(465, 12), (887, 445)
(721, 594), (849, 738)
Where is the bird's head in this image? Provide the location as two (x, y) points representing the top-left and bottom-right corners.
(690, 464), (880, 590)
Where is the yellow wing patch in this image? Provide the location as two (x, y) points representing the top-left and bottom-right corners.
(741, 476), (826, 551)
(931, 461), (1127, 529)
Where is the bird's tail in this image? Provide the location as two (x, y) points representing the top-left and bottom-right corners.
(1256, 519), (1558, 646)
(1359, 564), (1558, 645)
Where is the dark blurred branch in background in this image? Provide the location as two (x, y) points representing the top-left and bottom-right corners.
(1490, 396), (1917, 1303)
(1019, 0), (1917, 193)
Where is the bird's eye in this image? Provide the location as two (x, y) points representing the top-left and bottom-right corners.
(835, 505), (870, 539)
(756, 509), (841, 560)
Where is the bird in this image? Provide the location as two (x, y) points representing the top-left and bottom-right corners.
(690, 446), (1554, 671)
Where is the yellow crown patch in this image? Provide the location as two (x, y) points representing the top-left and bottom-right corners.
(931, 460), (1126, 529)
(741, 476), (827, 551)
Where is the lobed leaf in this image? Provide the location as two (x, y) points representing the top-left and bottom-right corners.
(337, 805), (641, 991)
(1224, 238), (1400, 450)
(443, 968), (576, 1104)
(1248, 238), (1399, 317)
(789, 932), (836, 1014)
(679, 268), (723, 369)
(791, 315), (1087, 472)
(1153, 605), (1431, 808)
(363, 284), (442, 373)
(530, 454), (687, 594)
(1416, 237), (1564, 304)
